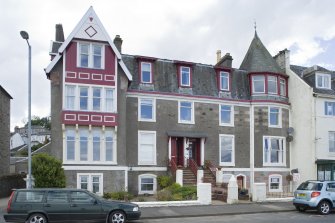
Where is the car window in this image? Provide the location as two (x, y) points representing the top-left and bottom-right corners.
(326, 183), (335, 192)
(297, 182), (323, 191)
(16, 191), (45, 203)
(47, 191), (68, 203)
(70, 191), (95, 203)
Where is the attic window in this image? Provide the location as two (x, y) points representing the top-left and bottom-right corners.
(180, 66), (191, 87)
(316, 73), (331, 89)
(78, 42), (104, 69)
(219, 71), (230, 91)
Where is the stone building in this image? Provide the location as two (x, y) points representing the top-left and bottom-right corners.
(45, 7), (291, 195)
(0, 85), (12, 177)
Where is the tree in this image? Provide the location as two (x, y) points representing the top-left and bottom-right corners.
(24, 116), (51, 130)
(32, 153), (66, 188)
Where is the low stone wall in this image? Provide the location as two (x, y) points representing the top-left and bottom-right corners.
(0, 174), (26, 198)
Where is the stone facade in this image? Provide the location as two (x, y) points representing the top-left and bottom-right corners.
(0, 86), (12, 177)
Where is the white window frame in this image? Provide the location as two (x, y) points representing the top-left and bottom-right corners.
(279, 78), (286, 96)
(268, 107), (282, 128)
(65, 85), (76, 110)
(65, 128), (76, 161)
(252, 75), (265, 94)
(77, 42), (105, 69)
(77, 173), (103, 195)
(263, 136), (286, 166)
(138, 98), (156, 122)
(92, 87), (102, 111)
(219, 71), (230, 91)
(63, 85), (116, 112)
(140, 62), (152, 83)
(219, 134), (235, 166)
(79, 86), (89, 111)
(268, 174), (282, 192)
(180, 66), (191, 87)
(267, 76), (278, 94)
(316, 73), (331, 89)
(63, 127), (117, 164)
(178, 101), (194, 124)
(329, 131), (335, 153)
(138, 131), (157, 165)
(138, 174), (157, 195)
(219, 104), (234, 126)
(325, 101), (335, 116)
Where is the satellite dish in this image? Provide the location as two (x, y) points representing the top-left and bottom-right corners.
(287, 127), (294, 135)
(287, 135), (293, 142)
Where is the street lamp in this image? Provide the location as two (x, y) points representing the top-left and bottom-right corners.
(20, 30), (32, 189)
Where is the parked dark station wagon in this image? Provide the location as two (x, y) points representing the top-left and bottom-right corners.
(4, 188), (140, 223)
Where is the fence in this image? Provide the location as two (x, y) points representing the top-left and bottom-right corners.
(266, 185), (293, 198)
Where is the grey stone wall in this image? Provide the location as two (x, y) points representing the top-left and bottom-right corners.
(0, 89), (11, 177)
(126, 96), (250, 168)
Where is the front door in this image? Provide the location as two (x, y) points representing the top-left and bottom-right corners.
(171, 137), (184, 167)
(187, 138), (201, 166)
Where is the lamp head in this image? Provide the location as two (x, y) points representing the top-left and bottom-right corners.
(20, 31), (29, 40)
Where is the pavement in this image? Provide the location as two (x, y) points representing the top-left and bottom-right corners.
(0, 196), (295, 220)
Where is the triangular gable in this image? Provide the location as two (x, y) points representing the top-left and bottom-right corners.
(45, 6), (132, 81)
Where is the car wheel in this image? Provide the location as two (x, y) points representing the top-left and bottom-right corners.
(109, 210), (126, 223)
(26, 213), (48, 223)
(318, 200), (331, 215)
(295, 206), (306, 212)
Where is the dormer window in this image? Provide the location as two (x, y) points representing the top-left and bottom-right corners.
(180, 66), (191, 87)
(252, 76), (265, 93)
(78, 42), (104, 69)
(140, 62), (152, 83)
(316, 73), (331, 89)
(220, 71), (230, 91)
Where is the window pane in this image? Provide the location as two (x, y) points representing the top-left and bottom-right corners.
(16, 191), (44, 203)
(80, 175), (88, 190)
(80, 44), (89, 67)
(79, 87), (88, 110)
(105, 89), (114, 112)
(92, 88), (101, 111)
(71, 192), (93, 203)
(220, 136), (233, 163)
(180, 102), (192, 122)
(140, 99), (153, 120)
(141, 177), (154, 191)
(93, 45), (102, 68)
(280, 79), (286, 96)
(66, 129), (75, 160)
(181, 67), (190, 86)
(139, 132), (155, 164)
(93, 129), (100, 161)
(329, 132), (335, 153)
(253, 76), (265, 93)
(220, 105), (231, 124)
(47, 192), (68, 203)
(220, 72), (229, 90)
(270, 107), (279, 126)
(66, 85), (76, 109)
(92, 176), (100, 193)
(80, 129), (88, 161)
(141, 63), (151, 83)
(105, 130), (113, 161)
(268, 76), (278, 94)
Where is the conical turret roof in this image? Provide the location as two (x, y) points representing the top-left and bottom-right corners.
(240, 32), (283, 73)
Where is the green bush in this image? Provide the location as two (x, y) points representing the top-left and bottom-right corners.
(178, 186), (197, 200)
(103, 191), (133, 201)
(167, 183), (182, 194)
(157, 175), (173, 189)
(157, 183), (197, 201)
(157, 189), (173, 201)
(32, 153), (66, 188)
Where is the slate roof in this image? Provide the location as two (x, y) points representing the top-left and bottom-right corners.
(123, 54), (251, 100)
(290, 64), (335, 96)
(240, 32), (284, 74)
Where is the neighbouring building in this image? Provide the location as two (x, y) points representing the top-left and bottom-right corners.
(45, 7), (292, 196)
(0, 85), (12, 177)
(275, 49), (335, 184)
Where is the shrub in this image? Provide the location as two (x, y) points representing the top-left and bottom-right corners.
(178, 186), (197, 200)
(157, 189), (173, 201)
(103, 191), (133, 201)
(157, 175), (173, 189)
(167, 183), (182, 194)
(32, 153), (66, 188)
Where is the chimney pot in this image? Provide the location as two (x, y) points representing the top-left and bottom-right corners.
(113, 35), (123, 53)
(216, 50), (222, 63)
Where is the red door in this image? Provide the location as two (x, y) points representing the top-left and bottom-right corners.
(176, 138), (184, 166)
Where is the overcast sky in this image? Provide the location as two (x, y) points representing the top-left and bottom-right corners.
(1, 0), (335, 131)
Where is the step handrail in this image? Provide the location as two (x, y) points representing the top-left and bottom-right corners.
(169, 159), (178, 177)
(189, 158), (198, 179)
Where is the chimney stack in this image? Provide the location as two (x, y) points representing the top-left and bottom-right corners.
(55, 24), (64, 42)
(113, 35), (123, 53)
(216, 50), (222, 63)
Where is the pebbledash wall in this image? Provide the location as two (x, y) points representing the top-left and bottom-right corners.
(46, 7), (292, 195)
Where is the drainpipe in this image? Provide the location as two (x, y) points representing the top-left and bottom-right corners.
(250, 104), (255, 199)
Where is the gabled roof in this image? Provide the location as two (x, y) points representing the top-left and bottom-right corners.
(45, 6), (132, 81)
(240, 32), (283, 74)
(0, 85), (13, 99)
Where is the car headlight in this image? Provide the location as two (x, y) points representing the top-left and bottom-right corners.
(132, 206), (139, 212)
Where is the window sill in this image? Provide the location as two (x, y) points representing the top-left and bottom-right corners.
(139, 119), (156, 122)
(219, 123), (234, 127)
(178, 121), (195, 125)
(220, 163), (235, 167)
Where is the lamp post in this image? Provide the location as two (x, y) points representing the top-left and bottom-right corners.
(20, 30), (32, 189)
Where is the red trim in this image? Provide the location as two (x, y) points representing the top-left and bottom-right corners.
(248, 71), (289, 78)
(264, 75), (268, 94)
(135, 55), (157, 62)
(177, 65), (192, 88)
(62, 111), (118, 126)
(138, 61), (154, 84)
(127, 89), (290, 105)
(173, 60), (195, 66)
(249, 73), (288, 98)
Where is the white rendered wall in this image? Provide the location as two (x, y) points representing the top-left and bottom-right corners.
(287, 68), (316, 185)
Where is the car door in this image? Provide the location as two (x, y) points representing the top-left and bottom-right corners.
(69, 191), (104, 222)
(44, 191), (71, 222)
(326, 182), (335, 208)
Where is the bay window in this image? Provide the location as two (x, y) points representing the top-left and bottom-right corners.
(252, 76), (265, 93)
(267, 76), (278, 94)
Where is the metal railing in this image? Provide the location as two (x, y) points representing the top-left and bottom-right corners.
(189, 158), (198, 179)
(206, 160), (217, 180)
(169, 159), (178, 177)
(266, 185), (294, 198)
